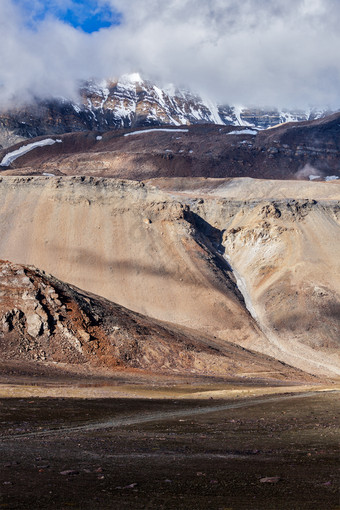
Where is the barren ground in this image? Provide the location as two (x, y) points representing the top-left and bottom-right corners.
(1, 117), (340, 180)
(0, 376), (338, 510)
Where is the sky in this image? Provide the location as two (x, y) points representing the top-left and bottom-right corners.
(13, 0), (120, 33)
(1, 0), (340, 109)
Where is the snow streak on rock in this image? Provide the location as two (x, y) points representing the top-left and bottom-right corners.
(0, 139), (61, 166)
(228, 129), (258, 135)
(124, 128), (189, 136)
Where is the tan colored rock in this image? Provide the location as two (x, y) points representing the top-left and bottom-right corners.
(0, 176), (339, 377)
(0, 176), (262, 351)
(26, 312), (43, 337)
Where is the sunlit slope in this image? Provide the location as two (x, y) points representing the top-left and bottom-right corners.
(2, 260), (307, 381)
(0, 176), (262, 349)
(169, 180), (340, 377)
(0, 175), (339, 376)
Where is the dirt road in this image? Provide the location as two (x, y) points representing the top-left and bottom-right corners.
(2, 389), (337, 440)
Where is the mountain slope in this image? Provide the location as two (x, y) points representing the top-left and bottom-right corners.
(0, 176), (263, 350)
(0, 176), (338, 376)
(1, 114), (340, 181)
(153, 177), (340, 377)
(0, 74), (332, 149)
(0, 259), (311, 381)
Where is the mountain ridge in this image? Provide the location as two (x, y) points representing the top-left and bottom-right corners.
(1, 114), (339, 181)
(0, 74), (333, 150)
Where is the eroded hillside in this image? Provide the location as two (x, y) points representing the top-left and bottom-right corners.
(155, 178), (340, 376)
(0, 176), (262, 349)
(2, 260), (305, 381)
(0, 175), (339, 377)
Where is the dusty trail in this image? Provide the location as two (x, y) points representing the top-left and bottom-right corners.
(1, 389), (337, 441)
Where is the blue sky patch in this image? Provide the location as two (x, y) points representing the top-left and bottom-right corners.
(14, 0), (121, 33)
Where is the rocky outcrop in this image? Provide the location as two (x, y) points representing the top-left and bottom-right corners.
(0, 260), (311, 381)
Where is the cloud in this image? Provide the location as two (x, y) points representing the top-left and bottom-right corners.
(1, 0), (340, 109)
(296, 163), (323, 180)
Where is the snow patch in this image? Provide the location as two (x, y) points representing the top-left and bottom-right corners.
(124, 128), (189, 137)
(72, 104), (81, 114)
(96, 135), (103, 141)
(0, 139), (61, 167)
(42, 172), (56, 177)
(153, 85), (180, 126)
(309, 175), (321, 181)
(118, 73), (142, 92)
(228, 129), (258, 136)
(112, 99), (136, 118)
(325, 175), (339, 181)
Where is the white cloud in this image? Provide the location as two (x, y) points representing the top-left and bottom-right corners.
(1, 0), (340, 109)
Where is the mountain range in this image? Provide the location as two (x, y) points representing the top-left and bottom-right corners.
(0, 73), (333, 150)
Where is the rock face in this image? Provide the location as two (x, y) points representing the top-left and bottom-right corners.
(0, 176), (262, 351)
(0, 74), (332, 149)
(1, 115), (339, 181)
(155, 178), (340, 377)
(0, 176), (339, 377)
(0, 260), (309, 381)
(221, 200), (340, 357)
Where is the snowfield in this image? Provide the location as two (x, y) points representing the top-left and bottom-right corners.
(0, 139), (62, 166)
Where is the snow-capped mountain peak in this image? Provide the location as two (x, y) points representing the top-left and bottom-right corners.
(0, 74), (333, 149)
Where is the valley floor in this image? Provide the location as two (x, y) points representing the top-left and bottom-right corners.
(0, 371), (338, 510)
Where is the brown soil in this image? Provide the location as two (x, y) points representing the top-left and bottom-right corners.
(0, 389), (338, 509)
(1, 116), (340, 180)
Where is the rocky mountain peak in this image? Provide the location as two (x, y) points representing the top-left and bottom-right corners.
(0, 74), (334, 150)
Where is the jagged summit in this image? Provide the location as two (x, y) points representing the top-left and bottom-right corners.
(0, 74), (333, 149)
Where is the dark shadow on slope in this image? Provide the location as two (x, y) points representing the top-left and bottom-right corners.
(190, 212), (226, 256)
